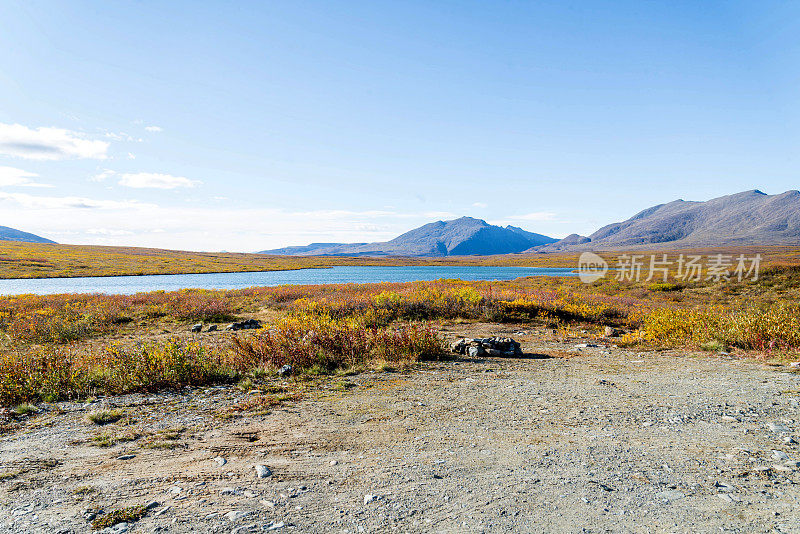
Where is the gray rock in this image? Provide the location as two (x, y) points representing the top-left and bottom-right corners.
(266, 522), (286, 531)
(451, 339), (467, 354)
(116, 454), (136, 461)
(768, 422), (791, 433)
(714, 481), (735, 493)
(225, 510), (251, 521)
(255, 465), (272, 478)
(191, 323), (202, 333)
(604, 326), (621, 337)
(154, 505), (171, 517)
(655, 490), (685, 502)
(227, 319), (262, 332)
(231, 524), (258, 534)
(278, 365), (293, 377)
(364, 494), (377, 504)
(467, 345), (485, 358)
(145, 501), (159, 510)
(207, 324), (218, 332)
(213, 456), (227, 466)
(772, 450), (790, 461)
(100, 523), (129, 534)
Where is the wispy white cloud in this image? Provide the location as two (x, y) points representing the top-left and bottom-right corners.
(0, 191), (151, 210)
(472, 202), (487, 208)
(505, 211), (557, 222)
(144, 125), (163, 132)
(118, 172), (199, 189)
(90, 169), (116, 182)
(0, 123), (109, 160)
(86, 228), (134, 236)
(103, 131), (142, 142)
(0, 166), (52, 188)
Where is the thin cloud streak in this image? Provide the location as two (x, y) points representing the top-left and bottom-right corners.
(0, 166), (52, 188)
(0, 123), (109, 160)
(118, 172), (198, 189)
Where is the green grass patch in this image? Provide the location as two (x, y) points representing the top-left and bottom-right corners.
(87, 410), (123, 425)
(91, 505), (147, 530)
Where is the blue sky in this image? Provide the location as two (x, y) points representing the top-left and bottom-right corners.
(0, 1), (798, 251)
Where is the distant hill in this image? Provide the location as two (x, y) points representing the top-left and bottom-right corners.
(0, 225), (55, 244)
(260, 217), (557, 257)
(534, 189), (800, 251)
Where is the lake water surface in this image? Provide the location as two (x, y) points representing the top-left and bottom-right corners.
(0, 266), (576, 295)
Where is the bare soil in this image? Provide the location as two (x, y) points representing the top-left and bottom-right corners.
(1, 324), (799, 533)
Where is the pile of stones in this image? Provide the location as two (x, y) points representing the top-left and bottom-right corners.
(451, 336), (523, 358)
(226, 318), (262, 331)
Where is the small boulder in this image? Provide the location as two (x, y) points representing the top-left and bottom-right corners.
(604, 326), (621, 337)
(254, 465), (272, 478)
(225, 510), (251, 521)
(191, 323), (202, 333)
(467, 345), (486, 358)
(450, 338), (468, 355)
(207, 324), (218, 332)
(278, 364), (293, 377)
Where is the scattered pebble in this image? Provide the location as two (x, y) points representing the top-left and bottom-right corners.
(364, 494), (377, 505)
(213, 456), (227, 466)
(154, 506), (171, 517)
(655, 490), (685, 502)
(772, 450), (790, 461)
(768, 422), (791, 433)
(225, 510), (252, 521)
(116, 455), (136, 461)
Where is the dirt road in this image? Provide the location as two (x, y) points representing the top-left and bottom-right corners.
(1, 326), (799, 533)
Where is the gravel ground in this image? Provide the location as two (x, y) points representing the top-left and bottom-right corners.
(1, 325), (799, 533)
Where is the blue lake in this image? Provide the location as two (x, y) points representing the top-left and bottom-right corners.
(0, 266), (576, 295)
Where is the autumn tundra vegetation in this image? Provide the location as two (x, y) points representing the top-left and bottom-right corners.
(0, 256), (799, 408)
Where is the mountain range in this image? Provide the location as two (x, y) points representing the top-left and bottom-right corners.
(536, 189), (800, 252)
(2, 189), (798, 254)
(262, 190), (800, 256)
(0, 226), (55, 244)
(260, 217), (557, 256)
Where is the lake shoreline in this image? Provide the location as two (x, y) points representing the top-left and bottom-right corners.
(0, 265), (577, 296)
